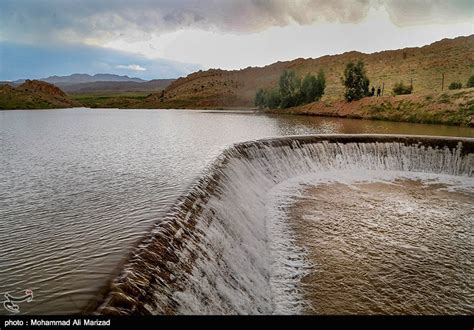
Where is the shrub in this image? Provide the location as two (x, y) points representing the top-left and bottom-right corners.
(448, 82), (462, 90)
(393, 82), (413, 95)
(466, 75), (474, 88)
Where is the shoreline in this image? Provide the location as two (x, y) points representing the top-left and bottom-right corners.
(2, 88), (473, 128)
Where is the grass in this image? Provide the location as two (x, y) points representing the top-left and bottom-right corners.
(363, 91), (474, 126)
(71, 91), (150, 108)
(272, 88), (474, 127)
(437, 93), (451, 104)
(0, 93), (70, 109)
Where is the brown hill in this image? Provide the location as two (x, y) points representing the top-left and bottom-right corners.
(0, 80), (81, 109)
(143, 35), (474, 109)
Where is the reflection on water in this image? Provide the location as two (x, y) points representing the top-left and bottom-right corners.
(268, 113), (474, 137)
(0, 108), (472, 314)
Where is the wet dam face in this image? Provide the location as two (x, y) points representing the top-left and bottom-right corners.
(94, 135), (473, 315)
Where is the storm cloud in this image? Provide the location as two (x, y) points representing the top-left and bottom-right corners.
(1, 0), (471, 44)
(1, 0), (471, 80)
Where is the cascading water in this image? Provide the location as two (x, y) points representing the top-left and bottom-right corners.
(94, 135), (473, 315)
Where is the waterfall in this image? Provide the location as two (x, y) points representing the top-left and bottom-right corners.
(94, 135), (473, 315)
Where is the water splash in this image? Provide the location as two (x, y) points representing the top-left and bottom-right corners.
(95, 135), (473, 315)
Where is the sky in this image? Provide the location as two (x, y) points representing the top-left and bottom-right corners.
(0, 0), (472, 81)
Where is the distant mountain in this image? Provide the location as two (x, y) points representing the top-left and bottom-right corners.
(6, 75), (174, 95)
(43, 73), (146, 85)
(0, 80), (81, 109)
(13, 73), (146, 85)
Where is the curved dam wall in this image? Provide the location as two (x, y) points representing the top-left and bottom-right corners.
(95, 135), (473, 315)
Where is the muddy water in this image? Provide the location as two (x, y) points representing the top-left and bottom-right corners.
(288, 179), (473, 314)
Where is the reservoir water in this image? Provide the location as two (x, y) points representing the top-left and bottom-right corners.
(0, 108), (473, 314)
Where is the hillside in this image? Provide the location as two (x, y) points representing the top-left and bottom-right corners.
(0, 80), (81, 109)
(266, 88), (474, 127)
(142, 35), (474, 109)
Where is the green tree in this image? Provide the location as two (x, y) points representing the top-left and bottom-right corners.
(254, 70), (326, 109)
(466, 75), (474, 88)
(279, 70), (301, 108)
(342, 61), (370, 102)
(317, 70), (326, 99)
(254, 88), (266, 108)
(300, 70), (326, 104)
(265, 88), (281, 109)
(300, 74), (316, 104)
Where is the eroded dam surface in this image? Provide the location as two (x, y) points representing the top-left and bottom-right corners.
(95, 135), (473, 315)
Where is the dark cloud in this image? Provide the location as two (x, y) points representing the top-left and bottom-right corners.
(0, 0), (471, 44)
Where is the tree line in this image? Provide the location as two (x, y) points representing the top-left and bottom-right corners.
(255, 70), (326, 109)
(256, 61), (474, 109)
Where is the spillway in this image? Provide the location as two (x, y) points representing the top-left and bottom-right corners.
(93, 135), (473, 315)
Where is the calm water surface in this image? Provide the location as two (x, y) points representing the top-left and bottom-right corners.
(0, 108), (473, 314)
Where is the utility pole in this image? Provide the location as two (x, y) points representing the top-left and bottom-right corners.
(381, 82), (384, 96)
(441, 73), (445, 91)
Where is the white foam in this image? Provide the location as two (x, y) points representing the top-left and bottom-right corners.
(266, 169), (473, 314)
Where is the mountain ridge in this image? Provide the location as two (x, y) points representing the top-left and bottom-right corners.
(12, 73), (147, 85)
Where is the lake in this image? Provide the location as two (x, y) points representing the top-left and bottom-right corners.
(0, 108), (473, 314)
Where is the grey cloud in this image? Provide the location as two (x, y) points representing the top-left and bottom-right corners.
(0, 0), (471, 44)
(382, 0), (473, 26)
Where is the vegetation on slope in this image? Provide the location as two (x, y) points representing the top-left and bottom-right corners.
(266, 88), (474, 126)
(392, 82), (413, 95)
(0, 80), (81, 109)
(149, 35), (474, 108)
(255, 70), (326, 109)
(70, 91), (151, 108)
